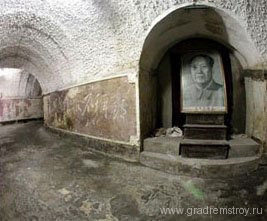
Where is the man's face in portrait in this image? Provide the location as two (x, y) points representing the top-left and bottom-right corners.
(190, 56), (213, 87)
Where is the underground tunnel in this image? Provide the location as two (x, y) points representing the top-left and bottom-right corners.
(0, 1), (266, 220)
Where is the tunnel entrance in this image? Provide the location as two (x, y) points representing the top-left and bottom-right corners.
(0, 68), (43, 124)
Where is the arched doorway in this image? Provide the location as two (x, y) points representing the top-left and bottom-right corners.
(138, 4), (267, 167)
(139, 4), (262, 143)
(157, 38), (245, 136)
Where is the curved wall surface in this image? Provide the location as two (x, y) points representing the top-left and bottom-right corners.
(0, 69), (43, 122)
(0, 0), (265, 159)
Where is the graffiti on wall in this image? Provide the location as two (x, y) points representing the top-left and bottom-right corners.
(0, 98), (43, 122)
(44, 77), (136, 142)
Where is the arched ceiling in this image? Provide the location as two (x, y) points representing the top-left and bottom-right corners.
(0, 9), (75, 93)
(0, 68), (41, 98)
(0, 0), (265, 93)
(0, 46), (53, 92)
(140, 5), (264, 72)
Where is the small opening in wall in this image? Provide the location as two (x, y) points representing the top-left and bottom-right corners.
(0, 67), (43, 124)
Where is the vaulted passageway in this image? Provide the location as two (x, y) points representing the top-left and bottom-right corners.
(0, 68), (43, 123)
(0, 0), (266, 220)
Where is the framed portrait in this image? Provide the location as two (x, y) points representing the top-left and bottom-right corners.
(180, 51), (227, 113)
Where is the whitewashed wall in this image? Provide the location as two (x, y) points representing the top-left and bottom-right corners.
(0, 0), (266, 148)
(0, 69), (43, 122)
(0, 0), (265, 94)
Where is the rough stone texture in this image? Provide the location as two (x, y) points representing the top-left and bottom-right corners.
(229, 137), (261, 158)
(0, 0), (265, 94)
(143, 136), (261, 158)
(139, 2), (266, 72)
(0, 98), (43, 122)
(0, 0), (266, 149)
(158, 53), (172, 128)
(142, 136), (261, 176)
(47, 126), (140, 162)
(140, 151), (260, 178)
(143, 137), (181, 155)
(180, 139), (230, 159)
(0, 68), (43, 122)
(44, 76), (137, 143)
(0, 69), (41, 99)
(183, 124), (227, 140)
(245, 76), (267, 144)
(1, 121), (267, 220)
(230, 54), (246, 134)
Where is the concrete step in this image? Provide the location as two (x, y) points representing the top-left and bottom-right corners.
(181, 139), (228, 145)
(183, 124), (227, 140)
(140, 151), (261, 178)
(186, 114), (225, 125)
(229, 138), (261, 158)
(180, 139), (229, 159)
(143, 137), (261, 158)
(184, 124), (227, 128)
(143, 137), (181, 155)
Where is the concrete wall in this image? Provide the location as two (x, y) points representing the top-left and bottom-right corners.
(245, 72), (267, 145)
(0, 0), (265, 94)
(158, 53), (172, 128)
(230, 54), (246, 134)
(139, 69), (158, 139)
(44, 76), (137, 144)
(0, 98), (43, 122)
(0, 69), (41, 99)
(0, 0), (266, 153)
(0, 69), (43, 122)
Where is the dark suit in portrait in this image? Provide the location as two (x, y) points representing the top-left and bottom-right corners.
(182, 54), (225, 110)
(183, 80), (224, 107)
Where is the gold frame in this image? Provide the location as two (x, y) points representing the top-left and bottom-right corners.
(180, 50), (228, 114)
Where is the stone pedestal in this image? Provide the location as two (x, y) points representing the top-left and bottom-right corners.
(180, 114), (230, 159)
(183, 124), (227, 140)
(180, 139), (229, 159)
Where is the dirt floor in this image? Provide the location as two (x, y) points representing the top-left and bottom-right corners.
(0, 121), (267, 221)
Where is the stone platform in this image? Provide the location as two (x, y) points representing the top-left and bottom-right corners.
(140, 136), (262, 178)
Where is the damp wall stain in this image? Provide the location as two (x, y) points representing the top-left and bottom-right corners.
(245, 77), (267, 145)
(44, 76), (137, 142)
(0, 98), (43, 122)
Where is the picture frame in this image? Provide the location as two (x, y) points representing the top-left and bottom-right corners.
(180, 50), (227, 113)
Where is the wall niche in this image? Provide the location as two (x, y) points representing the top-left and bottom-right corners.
(156, 38), (246, 137)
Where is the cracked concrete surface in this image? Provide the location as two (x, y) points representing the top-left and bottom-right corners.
(0, 121), (267, 221)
